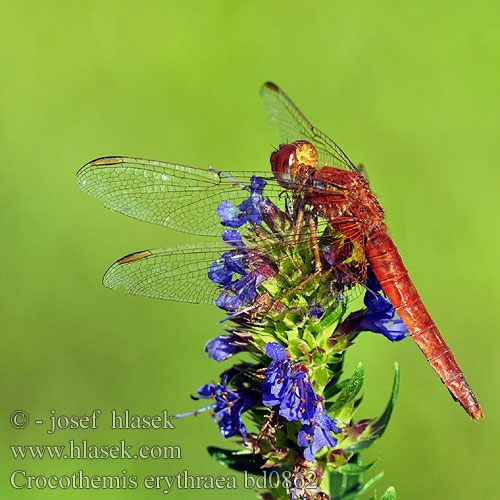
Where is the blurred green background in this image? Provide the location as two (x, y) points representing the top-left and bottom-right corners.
(2, 1), (499, 498)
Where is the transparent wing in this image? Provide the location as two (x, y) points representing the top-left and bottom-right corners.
(77, 157), (267, 237)
(103, 235), (366, 307)
(261, 82), (358, 172)
(77, 156), (350, 237)
(103, 243), (232, 304)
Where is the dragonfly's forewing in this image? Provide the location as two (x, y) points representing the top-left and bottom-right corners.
(77, 157), (278, 237)
(77, 157), (351, 238)
(261, 82), (358, 172)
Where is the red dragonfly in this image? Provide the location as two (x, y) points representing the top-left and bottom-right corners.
(77, 82), (483, 421)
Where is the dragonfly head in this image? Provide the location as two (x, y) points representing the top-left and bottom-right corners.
(271, 141), (319, 186)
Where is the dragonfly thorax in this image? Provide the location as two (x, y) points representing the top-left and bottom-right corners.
(345, 175), (386, 235)
(305, 166), (386, 238)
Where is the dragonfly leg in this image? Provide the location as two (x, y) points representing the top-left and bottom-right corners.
(291, 204), (322, 269)
(308, 216), (323, 274)
(293, 208), (305, 246)
(292, 163), (315, 194)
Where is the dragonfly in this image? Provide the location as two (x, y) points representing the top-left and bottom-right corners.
(77, 82), (483, 421)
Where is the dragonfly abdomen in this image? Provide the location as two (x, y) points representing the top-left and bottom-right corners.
(365, 226), (483, 421)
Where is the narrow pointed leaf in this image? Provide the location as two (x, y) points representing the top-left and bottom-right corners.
(337, 459), (378, 476)
(344, 363), (399, 452)
(328, 454), (362, 499)
(207, 446), (266, 475)
(373, 362), (400, 434)
(381, 486), (397, 499)
(326, 363), (364, 413)
(341, 472), (384, 500)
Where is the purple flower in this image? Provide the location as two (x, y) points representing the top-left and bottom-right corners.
(262, 343), (292, 406)
(262, 343), (318, 423)
(265, 342), (287, 362)
(208, 250), (248, 284)
(208, 244), (265, 312)
(215, 273), (260, 311)
(298, 406), (343, 462)
(222, 229), (246, 247)
(308, 305), (324, 319)
(217, 201), (243, 228)
(217, 177), (267, 229)
(178, 382), (258, 439)
(357, 267), (409, 341)
(205, 334), (248, 362)
(208, 176), (278, 312)
(279, 373), (318, 424)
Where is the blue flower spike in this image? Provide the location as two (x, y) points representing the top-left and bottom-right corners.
(191, 171), (403, 496)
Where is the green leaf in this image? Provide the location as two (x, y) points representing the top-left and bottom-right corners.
(311, 348), (328, 365)
(313, 365), (330, 390)
(341, 472), (384, 500)
(373, 362), (400, 434)
(345, 363), (400, 452)
(323, 357), (346, 400)
(283, 310), (303, 329)
(302, 327), (316, 348)
(307, 322), (323, 338)
(337, 459), (378, 476)
(326, 363), (364, 414)
(328, 448), (349, 469)
(206, 447), (266, 475)
(288, 338), (310, 357)
(381, 486), (397, 499)
(321, 302), (347, 328)
(328, 457), (362, 500)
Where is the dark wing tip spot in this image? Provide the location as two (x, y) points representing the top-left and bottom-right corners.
(117, 250), (152, 264)
(263, 81), (279, 92)
(90, 157), (124, 167)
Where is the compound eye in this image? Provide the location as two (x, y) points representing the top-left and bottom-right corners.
(270, 144), (296, 177)
(282, 150), (295, 170)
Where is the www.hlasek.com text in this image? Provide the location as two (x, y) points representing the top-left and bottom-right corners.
(11, 440), (181, 460)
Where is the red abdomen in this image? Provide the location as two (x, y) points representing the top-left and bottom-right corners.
(366, 226), (483, 420)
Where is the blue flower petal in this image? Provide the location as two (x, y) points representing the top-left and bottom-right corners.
(215, 291), (244, 311)
(265, 342), (287, 362)
(208, 261), (233, 286)
(250, 176), (266, 195)
(222, 229), (246, 247)
(186, 383), (258, 440)
(237, 198), (262, 226)
(298, 407), (342, 462)
(217, 201), (248, 228)
(220, 251), (248, 276)
(205, 334), (247, 362)
(279, 375), (318, 423)
(359, 266), (409, 341)
(309, 305), (324, 319)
